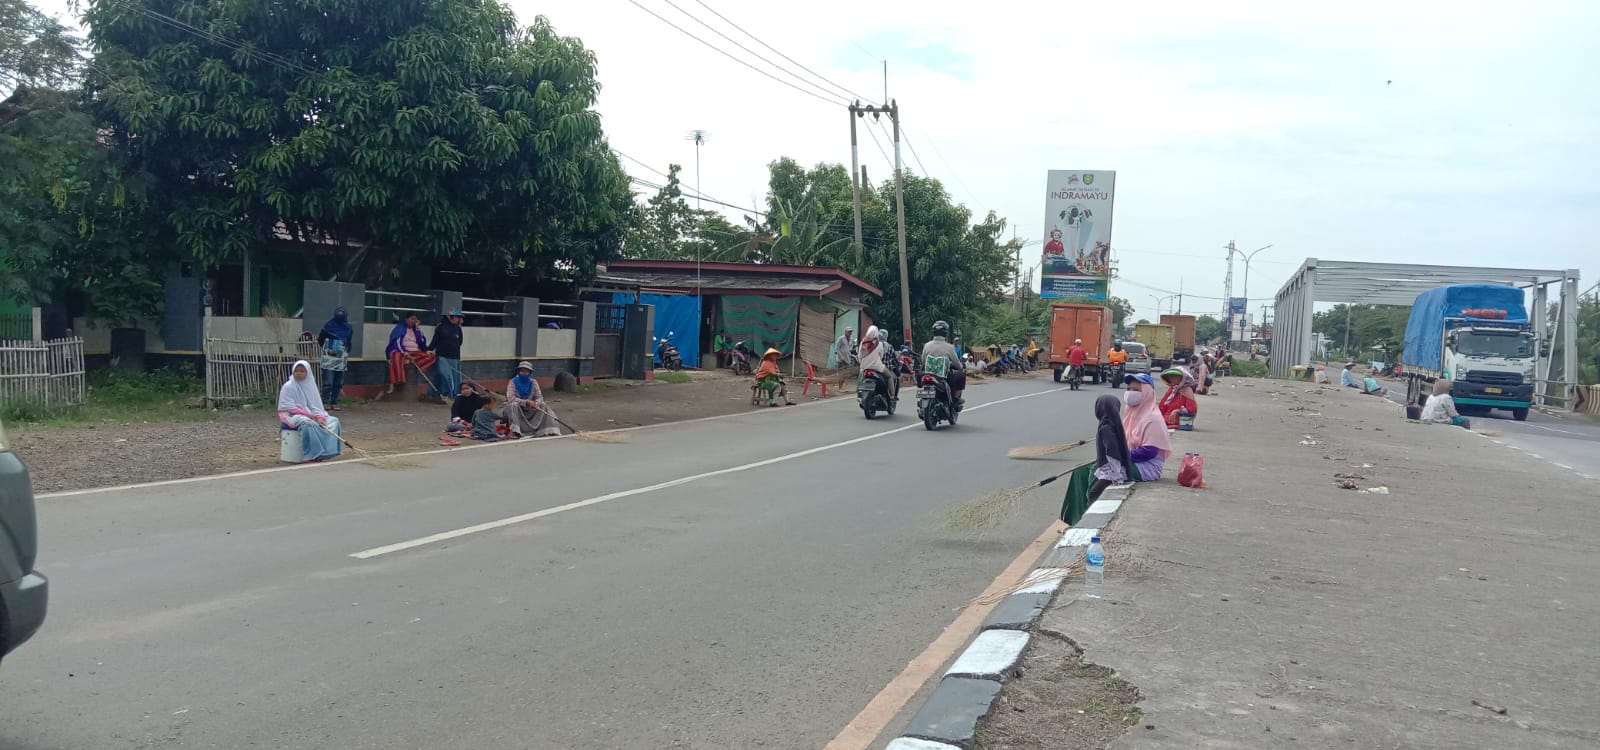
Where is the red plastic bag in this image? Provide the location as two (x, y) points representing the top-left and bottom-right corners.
(1178, 452), (1206, 488)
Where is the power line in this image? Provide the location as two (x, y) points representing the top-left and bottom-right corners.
(688, 0), (877, 105)
(903, 127), (983, 210)
(658, 0), (847, 105)
(624, 0), (843, 107)
(900, 129), (930, 177)
(126, 5), (319, 76)
(863, 118), (893, 171)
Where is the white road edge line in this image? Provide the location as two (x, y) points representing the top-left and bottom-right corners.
(349, 387), (1069, 559)
(37, 384), (852, 500)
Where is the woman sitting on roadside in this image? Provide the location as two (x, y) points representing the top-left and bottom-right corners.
(1158, 367), (1198, 431)
(753, 347), (791, 406)
(1089, 394), (1139, 501)
(278, 360), (342, 462)
(1121, 373), (1172, 480)
(1420, 379), (1471, 429)
(501, 361), (562, 438)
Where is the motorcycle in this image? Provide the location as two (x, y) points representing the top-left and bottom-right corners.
(1067, 363), (1083, 391)
(916, 373), (960, 430)
(857, 369), (897, 419)
(729, 341), (757, 376)
(655, 333), (682, 371)
(1107, 361), (1125, 388)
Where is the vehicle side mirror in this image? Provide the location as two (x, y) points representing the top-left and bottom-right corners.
(1445, 334), (1456, 348)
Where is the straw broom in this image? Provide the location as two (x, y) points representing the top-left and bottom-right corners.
(940, 459), (1094, 537)
(1007, 439), (1089, 460)
(305, 418), (425, 470)
(461, 375), (625, 443)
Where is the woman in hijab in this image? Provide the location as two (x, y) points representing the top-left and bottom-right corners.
(315, 307), (354, 408)
(1122, 373), (1172, 481)
(858, 325), (898, 403)
(1089, 394), (1138, 501)
(500, 361), (561, 437)
(1190, 354), (1212, 395)
(385, 313), (437, 395)
(1420, 379), (1470, 428)
(277, 360), (342, 462)
(1158, 367), (1198, 430)
(754, 347), (790, 406)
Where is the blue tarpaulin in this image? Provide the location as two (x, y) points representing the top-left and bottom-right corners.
(615, 293), (701, 368)
(1402, 284), (1527, 372)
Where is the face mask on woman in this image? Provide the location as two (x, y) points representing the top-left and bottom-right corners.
(1124, 390), (1143, 407)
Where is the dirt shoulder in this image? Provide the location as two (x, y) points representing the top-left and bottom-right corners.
(13, 370), (829, 494)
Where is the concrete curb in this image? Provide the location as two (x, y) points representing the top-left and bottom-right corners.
(891, 482), (1135, 748)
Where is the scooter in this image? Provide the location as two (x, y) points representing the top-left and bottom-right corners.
(916, 373), (960, 430)
(857, 369), (897, 419)
(655, 333), (682, 371)
(729, 341), (757, 376)
(1107, 361), (1125, 388)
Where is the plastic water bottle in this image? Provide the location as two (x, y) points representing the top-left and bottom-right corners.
(1084, 536), (1106, 599)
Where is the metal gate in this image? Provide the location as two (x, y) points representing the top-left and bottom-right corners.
(592, 303), (626, 378)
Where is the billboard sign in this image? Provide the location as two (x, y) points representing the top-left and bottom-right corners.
(1228, 297), (1247, 315)
(1041, 170), (1116, 301)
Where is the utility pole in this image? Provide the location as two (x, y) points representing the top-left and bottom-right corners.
(686, 129), (709, 298)
(848, 103), (864, 264)
(1223, 240), (1236, 337)
(891, 100), (912, 346)
(1177, 277), (1184, 315)
(850, 99), (913, 345)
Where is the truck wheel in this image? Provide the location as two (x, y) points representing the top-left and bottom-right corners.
(1512, 408), (1529, 421)
(1052, 368), (1062, 382)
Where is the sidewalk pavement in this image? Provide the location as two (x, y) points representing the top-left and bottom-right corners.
(1026, 378), (1600, 748)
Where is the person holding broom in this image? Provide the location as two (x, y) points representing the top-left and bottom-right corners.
(1088, 394), (1139, 501)
(385, 313), (437, 396)
(278, 360), (342, 462)
(501, 361), (562, 438)
(1122, 373), (1172, 480)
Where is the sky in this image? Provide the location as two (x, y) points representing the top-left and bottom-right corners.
(33, 0), (1600, 324)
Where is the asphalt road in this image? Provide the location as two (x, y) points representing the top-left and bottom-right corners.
(1378, 385), (1600, 477)
(1, 375), (1103, 750)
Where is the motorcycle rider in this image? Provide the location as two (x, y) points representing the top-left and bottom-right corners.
(920, 320), (965, 406)
(1106, 340), (1128, 383)
(1066, 338), (1088, 381)
(859, 324), (899, 404)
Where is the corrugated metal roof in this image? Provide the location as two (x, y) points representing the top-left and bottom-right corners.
(593, 270), (845, 296)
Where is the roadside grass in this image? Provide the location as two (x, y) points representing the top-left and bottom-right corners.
(655, 370), (693, 384)
(1230, 359), (1268, 378)
(2, 367), (219, 428)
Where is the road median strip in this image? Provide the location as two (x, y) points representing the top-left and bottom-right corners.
(889, 482), (1134, 748)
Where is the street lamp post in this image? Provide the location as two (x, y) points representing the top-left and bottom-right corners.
(1238, 244), (1273, 342)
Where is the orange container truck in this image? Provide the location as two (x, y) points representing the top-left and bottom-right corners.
(1048, 303), (1114, 383)
(1160, 314), (1196, 363)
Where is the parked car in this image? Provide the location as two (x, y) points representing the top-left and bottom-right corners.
(1121, 342), (1153, 374)
(0, 418), (47, 666)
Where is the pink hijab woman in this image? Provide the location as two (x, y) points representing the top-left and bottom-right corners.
(1120, 373), (1172, 481)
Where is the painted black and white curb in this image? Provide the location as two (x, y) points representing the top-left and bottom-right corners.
(886, 483), (1135, 750)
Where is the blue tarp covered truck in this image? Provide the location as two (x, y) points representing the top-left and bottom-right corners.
(1401, 284), (1535, 421)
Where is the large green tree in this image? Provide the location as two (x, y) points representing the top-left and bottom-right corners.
(2, 0), (169, 322)
(1313, 304), (1412, 359)
(82, 0), (631, 286)
(622, 164), (747, 261)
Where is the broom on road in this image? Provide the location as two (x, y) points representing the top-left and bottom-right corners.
(1007, 439), (1089, 460)
(304, 418), (425, 470)
(940, 459), (1094, 536)
(461, 375), (625, 443)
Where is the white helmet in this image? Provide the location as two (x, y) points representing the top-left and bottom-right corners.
(1074, 338), (1082, 345)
